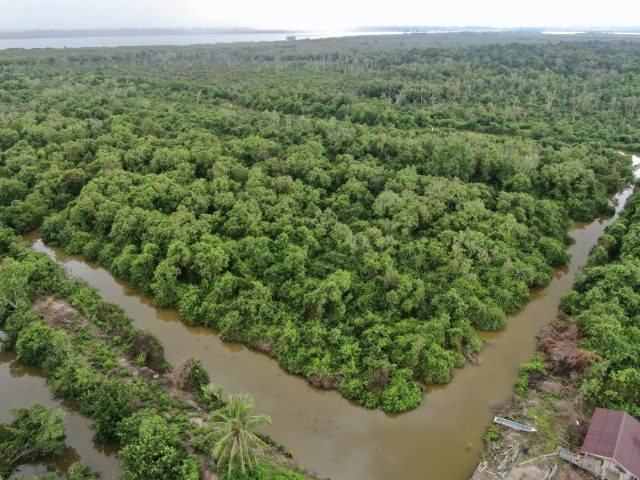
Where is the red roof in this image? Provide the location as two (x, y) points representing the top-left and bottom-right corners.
(581, 408), (640, 478)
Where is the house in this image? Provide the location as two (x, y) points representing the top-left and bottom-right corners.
(561, 408), (640, 480)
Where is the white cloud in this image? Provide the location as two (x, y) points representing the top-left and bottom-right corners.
(0, 0), (638, 31)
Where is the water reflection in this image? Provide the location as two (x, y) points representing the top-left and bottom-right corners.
(0, 348), (121, 478)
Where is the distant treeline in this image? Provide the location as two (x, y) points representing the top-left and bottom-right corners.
(2, 34), (639, 149)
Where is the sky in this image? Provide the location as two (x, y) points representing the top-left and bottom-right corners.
(1, 0), (639, 31)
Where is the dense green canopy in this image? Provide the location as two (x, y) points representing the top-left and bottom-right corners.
(561, 190), (640, 418)
(0, 34), (637, 411)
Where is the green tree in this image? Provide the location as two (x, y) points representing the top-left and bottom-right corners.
(89, 378), (134, 442)
(16, 322), (54, 365)
(117, 412), (200, 480)
(0, 403), (66, 477)
(0, 258), (31, 315)
(152, 259), (181, 307)
(210, 394), (271, 475)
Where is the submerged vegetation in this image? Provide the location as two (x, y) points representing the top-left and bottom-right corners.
(1, 34), (637, 413)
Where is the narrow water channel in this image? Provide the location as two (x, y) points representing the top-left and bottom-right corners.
(23, 155), (640, 480)
(0, 350), (121, 478)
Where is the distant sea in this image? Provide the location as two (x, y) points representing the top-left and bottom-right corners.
(1, 29), (639, 50)
(0, 31), (395, 50)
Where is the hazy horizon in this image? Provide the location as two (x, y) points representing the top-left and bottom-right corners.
(2, 26), (640, 35)
(1, 0), (638, 32)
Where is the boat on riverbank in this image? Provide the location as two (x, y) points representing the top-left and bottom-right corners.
(493, 417), (537, 432)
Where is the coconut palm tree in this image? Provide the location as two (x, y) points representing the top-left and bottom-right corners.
(210, 394), (271, 475)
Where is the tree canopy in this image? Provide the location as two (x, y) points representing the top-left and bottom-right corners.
(0, 35), (637, 412)
(561, 189), (640, 418)
(0, 403), (66, 477)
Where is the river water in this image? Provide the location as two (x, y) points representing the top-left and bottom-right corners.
(0, 350), (121, 478)
(17, 154), (639, 479)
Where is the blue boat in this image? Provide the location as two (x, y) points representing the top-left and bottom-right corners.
(493, 416), (537, 432)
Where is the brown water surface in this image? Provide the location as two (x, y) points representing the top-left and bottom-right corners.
(0, 350), (121, 479)
(23, 155), (639, 480)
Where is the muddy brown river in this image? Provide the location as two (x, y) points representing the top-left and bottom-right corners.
(18, 155), (639, 480)
(0, 350), (121, 478)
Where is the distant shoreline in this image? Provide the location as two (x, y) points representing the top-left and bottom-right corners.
(2, 26), (639, 41)
(0, 30), (401, 50)
(2, 29), (640, 51)
(0, 28), (295, 40)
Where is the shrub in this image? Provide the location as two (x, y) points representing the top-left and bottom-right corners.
(171, 358), (210, 392)
(68, 286), (102, 319)
(131, 330), (166, 371)
(470, 300), (507, 331)
(16, 322), (54, 366)
(381, 369), (423, 413)
(41, 330), (74, 376)
(3, 308), (40, 348)
(198, 383), (225, 411)
(117, 412), (201, 480)
(92, 303), (132, 336)
(514, 374), (530, 398)
(537, 237), (570, 266)
(88, 378), (134, 442)
(483, 424), (502, 443)
(50, 358), (101, 403)
(82, 237), (105, 262)
(417, 344), (457, 384)
(513, 354), (547, 400)
(520, 354), (548, 378)
(66, 462), (100, 480)
(513, 354), (546, 399)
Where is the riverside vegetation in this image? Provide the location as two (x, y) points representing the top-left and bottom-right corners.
(1, 34), (637, 413)
(478, 159), (640, 477)
(0, 32), (639, 477)
(0, 225), (313, 479)
(561, 181), (640, 418)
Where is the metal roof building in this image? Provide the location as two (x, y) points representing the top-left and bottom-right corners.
(579, 408), (640, 480)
